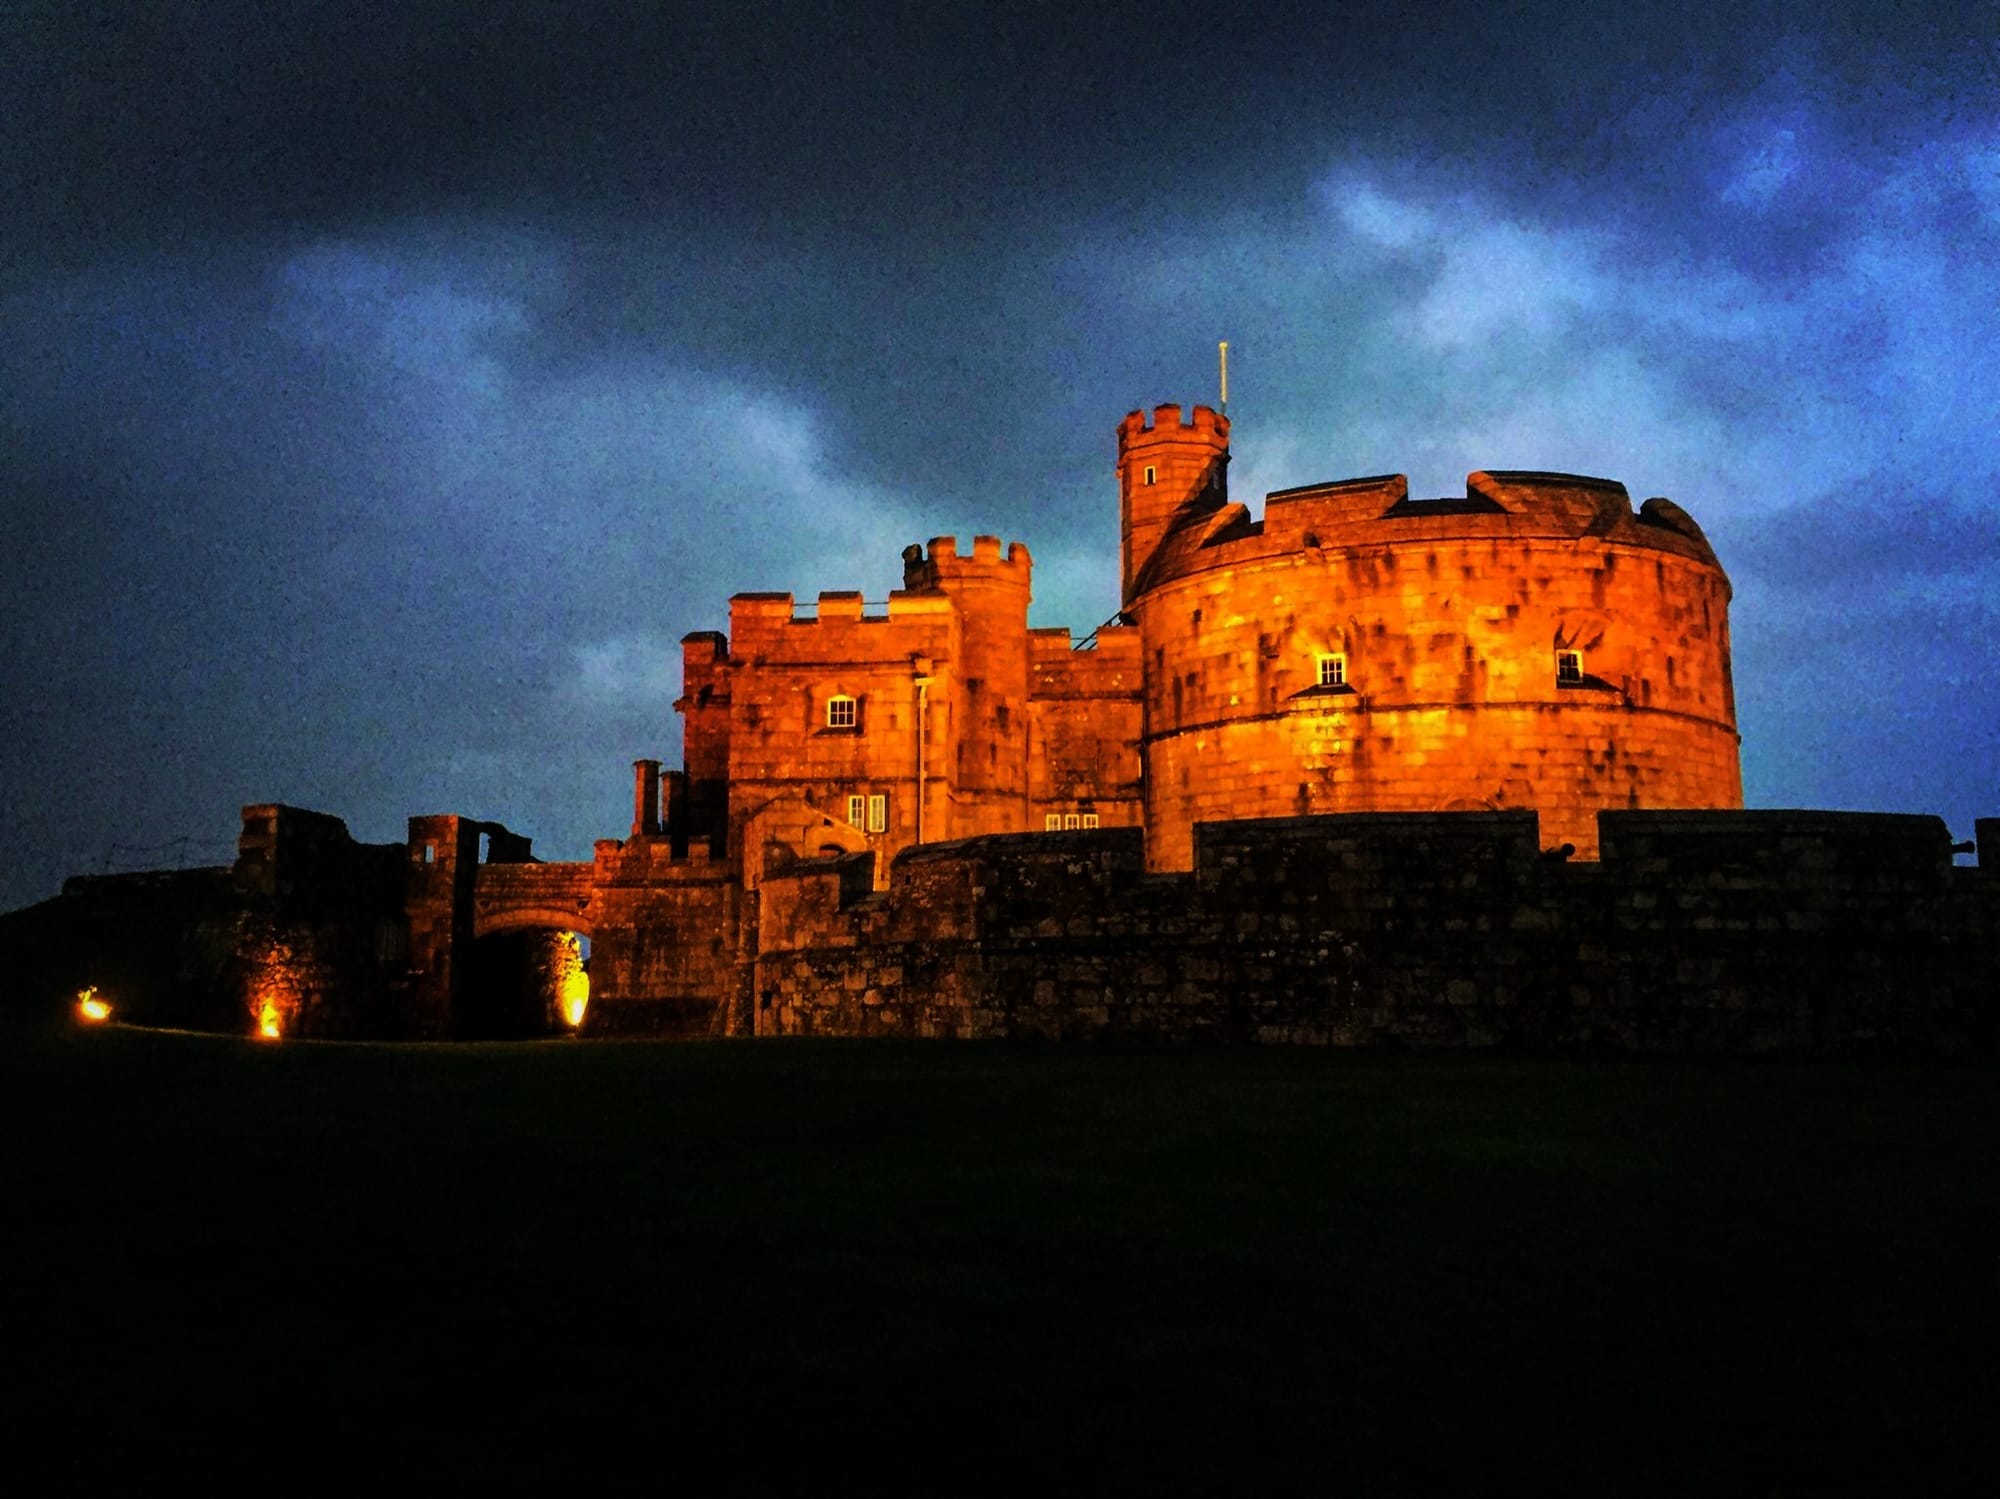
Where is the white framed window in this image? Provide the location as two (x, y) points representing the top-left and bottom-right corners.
(1044, 813), (1062, 831)
(1316, 653), (1346, 688)
(1063, 813), (1082, 829)
(846, 794), (866, 828)
(1081, 813), (1100, 829)
(867, 794), (887, 833)
(1143, 465), (1157, 486)
(827, 694), (858, 729)
(1556, 649), (1584, 686)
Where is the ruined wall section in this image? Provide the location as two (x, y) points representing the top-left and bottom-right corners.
(2, 868), (243, 1030)
(1133, 470), (1741, 869)
(1027, 625), (1144, 828)
(753, 811), (1998, 1053)
(674, 631), (732, 851)
(404, 813), (533, 1038)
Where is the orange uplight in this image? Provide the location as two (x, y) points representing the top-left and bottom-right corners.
(256, 998), (284, 1041)
(76, 987), (112, 1023)
(559, 968), (590, 1029)
(553, 931), (589, 1029)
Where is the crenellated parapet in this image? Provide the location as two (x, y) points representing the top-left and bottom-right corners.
(1144, 469), (1724, 585)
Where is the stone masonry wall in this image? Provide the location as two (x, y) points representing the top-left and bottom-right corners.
(753, 810), (1998, 1054)
(1133, 472), (1741, 870)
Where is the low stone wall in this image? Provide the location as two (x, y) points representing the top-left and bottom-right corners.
(752, 810), (1999, 1054)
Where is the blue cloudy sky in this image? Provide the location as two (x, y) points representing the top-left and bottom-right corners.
(3, 1), (1995, 906)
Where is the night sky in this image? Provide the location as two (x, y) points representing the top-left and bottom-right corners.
(4, 1), (1996, 909)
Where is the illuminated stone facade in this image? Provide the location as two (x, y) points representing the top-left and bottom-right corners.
(675, 538), (1144, 892)
(1119, 405), (1741, 866)
(679, 402), (1741, 875)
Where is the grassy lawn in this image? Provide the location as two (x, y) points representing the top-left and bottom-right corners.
(4, 1022), (1994, 1488)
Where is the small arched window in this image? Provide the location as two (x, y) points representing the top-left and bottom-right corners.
(826, 694), (858, 729)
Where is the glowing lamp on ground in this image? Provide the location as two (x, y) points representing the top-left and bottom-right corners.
(559, 968), (589, 1030)
(552, 931), (589, 1030)
(76, 987), (112, 1024)
(256, 998), (284, 1041)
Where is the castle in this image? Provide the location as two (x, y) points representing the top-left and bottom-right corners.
(11, 406), (1994, 1051)
(675, 402), (1740, 880)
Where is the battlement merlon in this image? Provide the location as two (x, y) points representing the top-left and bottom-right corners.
(726, 588), (957, 635)
(902, 534), (1033, 593)
(921, 534), (1031, 568)
(1117, 402), (1230, 448)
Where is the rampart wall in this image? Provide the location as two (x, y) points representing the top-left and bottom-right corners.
(753, 810), (1998, 1054)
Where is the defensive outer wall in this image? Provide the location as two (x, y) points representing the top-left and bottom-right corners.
(9, 802), (1997, 1053)
(754, 809), (2000, 1053)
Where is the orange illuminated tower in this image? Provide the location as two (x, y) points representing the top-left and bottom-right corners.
(907, 535), (1034, 839)
(1116, 403), (1231, 603)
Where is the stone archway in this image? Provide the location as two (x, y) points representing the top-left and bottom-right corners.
(458, 920), (593, 1039)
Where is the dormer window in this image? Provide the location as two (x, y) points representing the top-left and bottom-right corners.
(826, 694), (858, 729)
(1555, 650), (1584, 687)
(1317, 653), (1347, 688)
(1143, 465), (1156, 486)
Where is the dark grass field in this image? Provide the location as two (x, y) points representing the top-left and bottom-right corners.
(4, 1023), (1995, 1489)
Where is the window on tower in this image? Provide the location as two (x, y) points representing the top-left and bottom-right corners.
(1556, 649), (1584, 687)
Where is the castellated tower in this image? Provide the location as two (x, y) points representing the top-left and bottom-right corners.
(1119, 425), (1744, 869)
(906, 535), (1034, 840)
(1118, 403), (1231, 604)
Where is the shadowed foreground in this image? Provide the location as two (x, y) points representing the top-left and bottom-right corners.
(4, 1025), (1994, 1488)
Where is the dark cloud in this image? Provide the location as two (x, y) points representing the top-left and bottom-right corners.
(4, 0), (1998, 906)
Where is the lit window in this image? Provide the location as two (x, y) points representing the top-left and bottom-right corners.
(1064, 813), (1081, 829)
(1556, 649), (1584, 686)
(1044, 813), (1062, 831)
(867, 794), (887, 833)
(827, 694), (857, 729)
(1317, 653), (1346, 688)
(1143, 465), (1156, 486)
(847, 794), (866, 827)
(1081, 813), (1100, 829)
